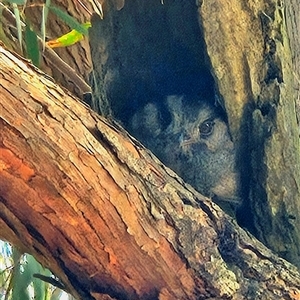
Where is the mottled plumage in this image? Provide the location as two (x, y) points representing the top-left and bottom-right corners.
(130, 95), (240, 204)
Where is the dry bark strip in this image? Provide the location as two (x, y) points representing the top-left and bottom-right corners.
(1, 44), (300, 299)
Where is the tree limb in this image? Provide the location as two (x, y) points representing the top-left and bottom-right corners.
(1, 43), (300, 299)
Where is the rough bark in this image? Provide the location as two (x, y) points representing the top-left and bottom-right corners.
(89, 0), (300, 268)
(199, 0), (300, 266)
(2, 43), (300, 300)
(285, 0), (300, 123)
(89, 0), (214, 118)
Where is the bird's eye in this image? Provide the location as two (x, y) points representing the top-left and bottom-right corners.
(199, 120), (214, 137)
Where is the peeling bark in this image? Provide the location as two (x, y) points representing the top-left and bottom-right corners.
(89, 0), (300, 268)
(1, 43), (300, 300)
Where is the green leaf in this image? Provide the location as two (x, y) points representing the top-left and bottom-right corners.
(48, 5), (89, 35)
(11, 252), (31, 300)
(27, 255), (49, 300)
(12, 3), (23, 51)
(6, 0), (26, 5)
(1, 244), (58, 300)
(46, 22), (91, 48)
(41, 0), (51, 49)
(25, 22), (39, 67)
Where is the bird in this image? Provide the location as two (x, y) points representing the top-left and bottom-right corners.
(130, 95), (241, 205)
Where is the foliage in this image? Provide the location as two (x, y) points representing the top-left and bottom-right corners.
(0, 0), (92, 66)
(46, 22), (91, 48)
(0, 240), (71, 300)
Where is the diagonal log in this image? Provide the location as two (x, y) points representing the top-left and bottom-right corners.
(1, 43), (300, 299)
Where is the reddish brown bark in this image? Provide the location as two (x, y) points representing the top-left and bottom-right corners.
(1, 43), (300, 300)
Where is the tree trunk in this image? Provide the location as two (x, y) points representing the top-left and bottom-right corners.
(1, 43), (300, 300)
(89, 0), (300, 268)
(199, 0), (300, 266)
(285, 0), (300, 122)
